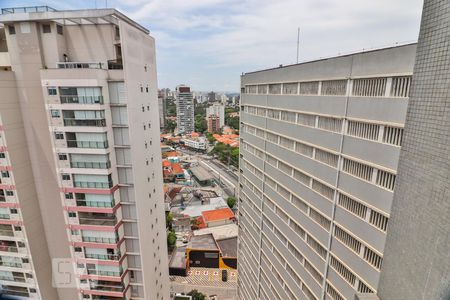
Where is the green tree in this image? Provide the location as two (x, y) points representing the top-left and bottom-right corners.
(227, 196), (237, 209)
(167, 230), (177, 249)
(226, 116), (240, 130)
(205, 132), (215, 144)
(166, 120), (177, 132)
(195, 114), (207, 133)
(187, 290), (206, 300)
(230, 147), (239, 167)
(166, 212), (173, 229)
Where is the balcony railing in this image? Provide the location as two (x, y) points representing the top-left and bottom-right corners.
(0, 275), (25, 283)
(85, 253), (121, 261)
(0, 245), (18, 253)
(0, 196), (5, 202)
(90, 282), (125, 292)
(79, 217), (117, 227)
(0, 230), (14, 237)
(76, 199), (115, 208)
(57, 62), (105, 69)
(73, 181), (113, 189)
(82, 236), (118, 244)
(67, 140), (108, 149)
(0, 214), (10, 220)
(71, 161), (111, 169)
(63, 119), (106, 127)
(0, 261), (22, 268)
(87, 269), (122, 277)
(60, 96), (104, 105)
(107, 59), (123, 70)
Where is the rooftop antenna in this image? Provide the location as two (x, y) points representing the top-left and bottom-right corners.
(296, 27), (300, 64)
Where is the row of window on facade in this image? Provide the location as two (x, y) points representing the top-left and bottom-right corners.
(8, 23), (63, 35)
(243, 76), (411, 98)
(243, 105), (403, 146)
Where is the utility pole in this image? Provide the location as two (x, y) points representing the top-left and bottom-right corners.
(296, 27), (300, 64)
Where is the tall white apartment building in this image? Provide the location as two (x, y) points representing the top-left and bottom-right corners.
(238, 44), (416, 300)
(206, 103), (225, 128)
(0, 6), (169, 300)
(175, 85), (194, 134)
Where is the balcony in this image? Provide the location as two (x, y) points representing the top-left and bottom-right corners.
(107, 59), (123, 70)
(71, 161), (111, 169)
(87, 269), (122, 277)
(85, 253), (121, 261)
(0, 241), (18, 253)
(56, 62), (105, 69)
(60, 95), (104, 105)
(90, 280), (125, 292)
(76, 199), (115, 208)
(73, 181), (113, 189)
(0, 261), (22, 268)
(0, 229), (14, 237)
(0, 285), (29, 298)
(67, 140), (108, 149)
(79, 213), (117, 227)
(63, 118), (106, 127)
(0, 214), (10, 220)
(82, 236), (118, 244)
(0, 275), (25, 283)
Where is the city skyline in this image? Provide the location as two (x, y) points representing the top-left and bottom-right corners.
(2, 0), (423, 91)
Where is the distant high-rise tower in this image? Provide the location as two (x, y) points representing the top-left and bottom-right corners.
(175, 85), (194, 133)
(207, 115), (221, 133)
(0, 6), (169, 300)
(238, 44), (417, 300)
(206, 103), (225, 128)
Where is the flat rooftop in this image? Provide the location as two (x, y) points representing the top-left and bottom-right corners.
(174, 197), (227, 218)
(194, 223), (238, 240)
(0, 6), (149, 34)
(169, 246), (187, 269)
(187, 233), (218, 251)
(217, 237), (237, 258)
(190, 166), (213, 181)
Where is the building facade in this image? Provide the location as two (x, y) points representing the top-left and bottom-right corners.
(206, 103), (225, 128)
(207, 115), (221, 133)
(158, 95), (166, 129)
(0, 6), (169, 300)
(175, 85), (194, 134)
(238, 44), (416, 300)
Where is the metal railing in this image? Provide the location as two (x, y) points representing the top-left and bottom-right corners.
(57, 62), (105, 69)
(67, 140), (108, 149)
(0, 275), (25, 282)
(63, 118), (106, 127)
(0, 261), (22, 268)
(85, 253), (121, 261)
(76, 199), (115, 208)
(73, 181), (113, 189)
(0, 230), (14, 237)
(60, 95), (104, 104)
(71, 161), (111, 169)
(107, 59), (123, 70)
(2, 6), (56, 14)
(82, 236), (118, 244)
(0, 214), (10, 220)
(87, 269), (121, 277)
(89, 283), (124, 292)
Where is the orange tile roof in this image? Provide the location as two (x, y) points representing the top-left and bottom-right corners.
(164, 151), (179, 157)
(202, 207), (235, 223)
(172, 163), (183, 174)
(191, 132), (200, 137)
(162, 160), (171, 167)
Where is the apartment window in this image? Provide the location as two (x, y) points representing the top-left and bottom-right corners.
(14, 226), (21, 231)
(0, 153), (5, 158)
(256, 107), (266, 116)
(8, 25), (15, 35)
(6, 191), (14, 196)
(309, 207), (331, 230)
(295, 142), (314, 157)
(326, 283), (345, 300)
(278, 161), (292, 175)
(304, 259), (323, 282)
(342, 158), (373, 181)
(61, 174), (70, 181)
(246, 85), (257, 94)
(268, 84), (281, 94)
(334, 225), (362, 254)
(311, 180), (334, 200)
(363, 247), (383, 269)
(299, 81), (319, 95)
(352, 77), (387, 97)
(51, 110), (60, 118)
(277, 185), (290, 200)
(1, 171), (9, 178)
(68, 212), (76, 218)
(347, 120), (380, 141)
(338, 193), (367, 219)
(296, 113), (316, 127)
(321, 80), (347, 96)
(57, 24), (63, 35)
(283, 82), (298, 94)
(257, 85), (268, 94)
(280, 111), (296, 123)
(288, 242), (304, 263)
(318, 116), (342, 132)
(74, 247), (82, 252)
(64, 193), (73, 199)
(22, 258), (29, 263)
(267, 109), (280, 119)
(71, 229), (79, 235)
(266, 132), (278, 144)
(293, 169), (310, 186)
(369, 210), (389, 231)
(42, 24), (51, 33)
(47, 87), (57, 95)
(10, 208), (17, 214)
(376, 170), (396, 190)
(54, 132), (64, 140)
(279, 137), (294, 150)
(315, 149), (338, 167)
(58, 154), (67, 160)
(330, 255), (356, 286)
(382, 126), (403, 146)
(140, 86), (143, 92)
(358, 281), (374, 293)
(289, 220), (306, 239)
(390, 76), (411, 97)
(146, 86), (149, 92)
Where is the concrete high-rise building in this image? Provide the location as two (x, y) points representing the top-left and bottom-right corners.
(175, 85), (194, 134)
(0, 6), (169, 300)
(238, 44), (417, 300)
(206, 103), (225, 128)
(208, 91), (216, 102)
(158, 95), (166, 129)
(207, 115), (220, 133)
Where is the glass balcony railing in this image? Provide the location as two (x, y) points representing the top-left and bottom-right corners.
(63, 118), (106, 127)
(90, 282), (125, 292)
(60, 96), (104, 105)
(79, 216), (117, 227)
(85, 253), (121, 261)
(81, 236), (118, 244)
(0, 261), (22, 268)
(87, 269), (122, 277)
(67, 140), (108, 149)
(71, 161), (111, 169)
(107, 59), (123, 70)
(76, 199), (115, 208)
(0, 275), (25, 283)
(73, 181), (113, 189)
(0, 214), (10, 220)
(57, 62), (104, 69)
(0, 230), (14, 237)
(0, 245), (18, 253)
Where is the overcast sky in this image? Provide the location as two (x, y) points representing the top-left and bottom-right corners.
(2, 0), (424, 91)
